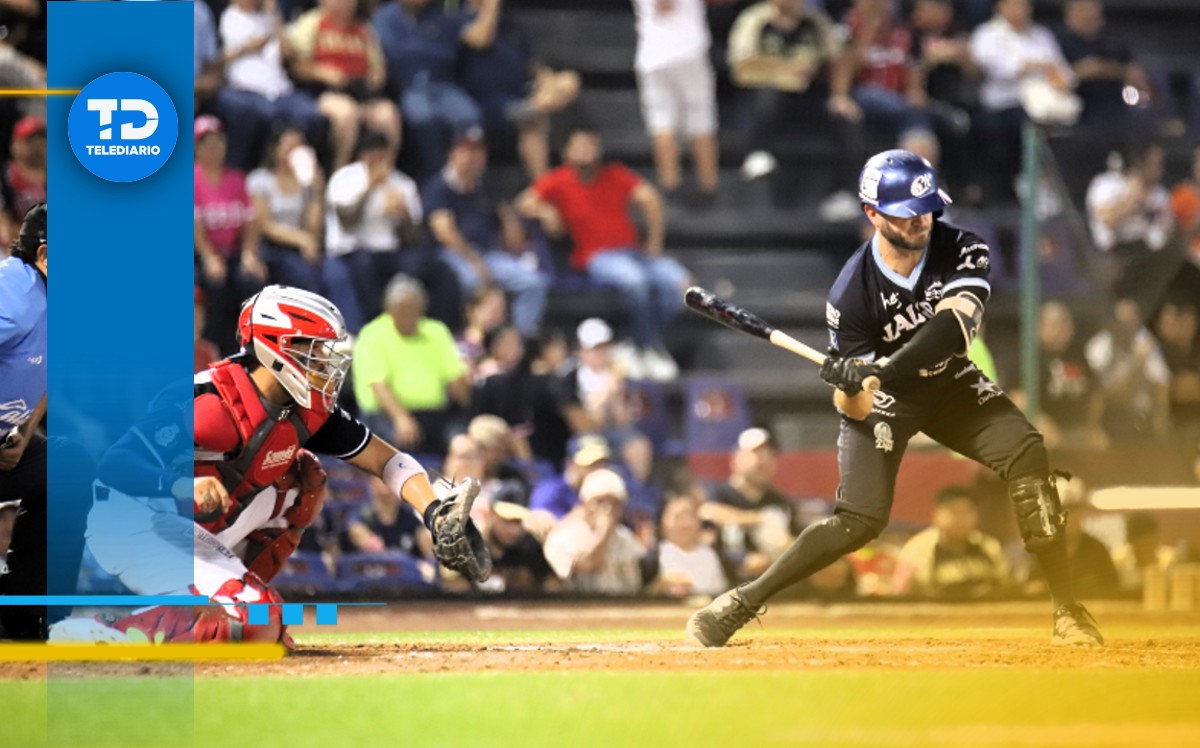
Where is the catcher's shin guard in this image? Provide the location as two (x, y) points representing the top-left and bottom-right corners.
(1009, 474), (1066, 552)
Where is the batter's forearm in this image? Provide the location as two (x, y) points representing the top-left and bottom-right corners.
(878, 311), (968, 382)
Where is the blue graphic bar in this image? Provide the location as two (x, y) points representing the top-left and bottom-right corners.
(281, 604), (305, 626)
(247, 604), (270, 627)
(315, 603), (339, 626)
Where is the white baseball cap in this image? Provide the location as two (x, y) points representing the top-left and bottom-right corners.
(579, 468), (628, 504)
(577, 318), (613, 349)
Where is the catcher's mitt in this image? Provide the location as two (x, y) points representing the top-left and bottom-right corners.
(423, 477), (492, 583)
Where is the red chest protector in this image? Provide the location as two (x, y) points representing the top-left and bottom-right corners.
(195, 361), (329, 529)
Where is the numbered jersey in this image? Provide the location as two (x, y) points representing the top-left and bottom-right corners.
(826, 219), (990, 375)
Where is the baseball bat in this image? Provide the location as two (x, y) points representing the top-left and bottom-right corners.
(683, 286), (881, 395)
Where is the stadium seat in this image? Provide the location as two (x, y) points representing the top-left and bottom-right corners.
(273, 550), (335, 594)
(683, 377), (751, 454)
(623, 379), (682, 456)
(335, 552), (438, 593)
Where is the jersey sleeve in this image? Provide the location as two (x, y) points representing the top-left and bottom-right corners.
(96, 382), (194, 497)
(305, 405), (372, 460)
(826, 280), (876, 361)
(942, 228), (992, 304)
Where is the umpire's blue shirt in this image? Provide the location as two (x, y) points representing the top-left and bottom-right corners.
(0, 256), (46, 431)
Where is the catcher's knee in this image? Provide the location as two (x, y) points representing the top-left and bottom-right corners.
(1009, 473), (1065, 552)
(828, 509), (885, 554)
(201, 572), (287, 643)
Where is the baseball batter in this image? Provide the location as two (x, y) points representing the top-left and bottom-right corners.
(688, 150), (1103, 647)
(51, 285), (490, 644)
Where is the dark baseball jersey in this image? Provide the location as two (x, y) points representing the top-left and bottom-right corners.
(826, 220), (990, 380)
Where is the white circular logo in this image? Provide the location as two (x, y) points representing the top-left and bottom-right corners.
(910, 173), (933, 197)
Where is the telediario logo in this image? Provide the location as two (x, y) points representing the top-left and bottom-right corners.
(68, 72), (178, 182)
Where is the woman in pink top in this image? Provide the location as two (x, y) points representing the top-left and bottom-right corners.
(194, 115), (264, 352)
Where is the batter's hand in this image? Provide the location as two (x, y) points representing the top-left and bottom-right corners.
(0, 429), (27, 471)
(194, 476), (233, 519)
(820, 354), (878, 395)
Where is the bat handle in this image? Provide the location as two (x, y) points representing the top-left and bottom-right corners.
(863, 376), (881, 394)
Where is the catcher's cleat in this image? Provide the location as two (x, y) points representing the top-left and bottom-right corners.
(686, 586), (763, 648)
(48, 615), (130, 645)
(1051, 602), (1104, 646)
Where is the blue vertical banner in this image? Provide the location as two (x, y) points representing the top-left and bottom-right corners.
(47, 2), (194, 746)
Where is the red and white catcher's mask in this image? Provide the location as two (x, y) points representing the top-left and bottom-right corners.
(237, 285), (351, 413)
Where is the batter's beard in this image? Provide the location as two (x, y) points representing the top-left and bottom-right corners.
(880, 223), (931, 252)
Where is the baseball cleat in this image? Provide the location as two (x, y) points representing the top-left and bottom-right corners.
(686, 586), (763, 648)
(48, 615), (131, 645)
(1051, 602), (1104, 646)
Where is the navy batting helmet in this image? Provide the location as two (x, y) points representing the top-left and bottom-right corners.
(857, 150), (951, 218)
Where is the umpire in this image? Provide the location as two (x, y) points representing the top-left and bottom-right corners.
(688, 151), (1104, 648)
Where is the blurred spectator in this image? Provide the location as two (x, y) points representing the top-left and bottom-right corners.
(518, 127), (687, 381)
(247, 125), (326, 293)
(195, 0), (223, 109)
(456, 284), (507, 373)
(970, 0), (1074, 200)
(701, 428), (799, 579)
(544, 468), (644, 594)
(343, 477), (434, 558)
(1053, 0), (1151, 129)
(0, 6), (44, 121)
(1013, 301), (1105, 450)
(907, 0), (977, 200)
(1154, 301), (1200, 441)
(829, 0), (932, 142)
(478, 496), (555, 593)
(1084, 296), (1171, 444)
(471, 332), (575, 467)
(193, 286), (220, 374)
(324, 128), (460, 329)
(631, 0), (719, 200)
(425, 128), (549, 337)
(648, 493), (729, 597)
(194, 115), (265, 351)
(1112, 511), (1177, 593)
(288, 0), (400, 169)
(1085, 144), (1176, 300)
(474, 324), (524, 382)
(892, 485), (1009, 599)
(217, 0), (326, 171)
(2, 116), (45, 231)
(558, 318), (636, 440)
(1026, 480), (1119, 598)
(727, 0), (847, 207)
(458, 0), (580, 179)
(372, 0), (501, 179)
(467, 413), (532, 485)
(1169, 145), (1200, 266)
(529, 434), (611, 520)
(351, 274), (470, 454)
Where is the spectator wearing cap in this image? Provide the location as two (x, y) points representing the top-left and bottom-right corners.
(424, 127), (549, 337)
(557, 319), (636, 440)
(631, 0), (719, 200)
(352, 273), (470, 455)
(246, 125), (327, 295)
(891, 485), (1009, 600)
(518, 127), (689, 382)
(372, 0), (501, 179)
(456, 0), (580, 179)
(1112, 512), (1177, 593)
(648, 493), (729, 598)
(323, 128), (461, 330)
(194, 115), (265, 352)
(544, 468), (644, 595)
(528, 434), (611, 520)
(194, 286), (220, 374)
(215, 0), (327, 172)
(287, 0), (401, 170)
(702, 428), (800, 578)
(2, 116), (45, 234)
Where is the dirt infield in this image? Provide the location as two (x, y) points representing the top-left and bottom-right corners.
(4, 601), (1198, 679)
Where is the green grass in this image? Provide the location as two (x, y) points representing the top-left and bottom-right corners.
(2, 625), (1199, 748)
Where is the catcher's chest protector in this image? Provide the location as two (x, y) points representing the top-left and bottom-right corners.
(197, 362), (329, 528)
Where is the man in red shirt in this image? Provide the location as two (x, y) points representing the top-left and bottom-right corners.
(518, 127), (688, 380)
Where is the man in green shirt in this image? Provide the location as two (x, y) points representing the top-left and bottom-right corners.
(353, 274), (470, 454)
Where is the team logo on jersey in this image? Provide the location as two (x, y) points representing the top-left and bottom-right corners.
(873, 422), (894, 452)
(880, 291), (899, 309)
(910, 173), (934, 197)
(971, 376), (1002, 405)
(261, 445), (298, 470)
(0, 399), (29, 427)
(924, 282), (943, 301)
(882, 301), (935, 342)
(154, 425), (180, 447)
(826, 302), (841, 329)
(871, 390), (897, 417)
(68, 72), (179, 182)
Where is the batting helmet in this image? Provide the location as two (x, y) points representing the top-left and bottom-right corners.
(857, 150), (951, 218)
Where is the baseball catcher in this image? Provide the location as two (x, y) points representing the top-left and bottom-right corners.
(51, 285), (490, 645)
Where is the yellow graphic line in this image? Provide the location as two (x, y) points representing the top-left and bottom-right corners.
(0, 644), (286, 662)
(0, 89), (80, 96)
